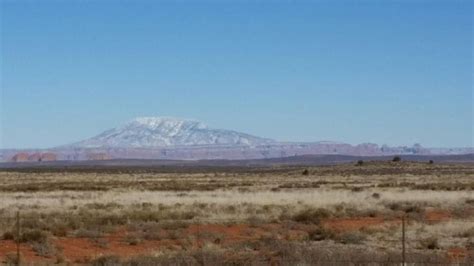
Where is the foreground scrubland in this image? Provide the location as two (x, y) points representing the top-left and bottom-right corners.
(0, 161), (473, 265)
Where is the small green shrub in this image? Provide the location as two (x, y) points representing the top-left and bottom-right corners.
(392, 156), (401, 162)
(2, 231), (15, 240)
(20, 229), (48, 243)
(459, 227), (474, 238)
(386, 202), (424, 215)
(371, 193), (381, 199)
(420, 237), (439, 250)
(351, 187), (364, 192)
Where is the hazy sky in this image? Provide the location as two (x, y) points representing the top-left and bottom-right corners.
(1, 1), (472, 149)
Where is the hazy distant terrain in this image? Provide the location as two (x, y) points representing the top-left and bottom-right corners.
(1, 154), (473, 170)
(1, 117), (472, 163)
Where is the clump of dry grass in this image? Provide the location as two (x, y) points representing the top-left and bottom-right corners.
(287, 208), (332, 224)
(88, 239), (457, 265)
(336, 231), (367, 245)
(74, 228), (102, 238)
(17, 229), (58, 257)
(31, 238), (57, 257)
(124, 234), (142, 246)
(384, 201), (426, 219)
(458, 227), (474, 238)
(4, 253), (20, 265)
(20, 229), (48, 243)
(307, 227), (335, 241)
(419, 237), (440, 250)
(91, 255), (121, 266)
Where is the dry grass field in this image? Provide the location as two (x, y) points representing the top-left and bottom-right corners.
(0, 160), (473, 265)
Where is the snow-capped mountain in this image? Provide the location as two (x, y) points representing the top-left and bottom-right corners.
(3, 116), (472, 162)
(70, 117), (276, 148)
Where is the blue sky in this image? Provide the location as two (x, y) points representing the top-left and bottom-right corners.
(1, 1), (472, 149)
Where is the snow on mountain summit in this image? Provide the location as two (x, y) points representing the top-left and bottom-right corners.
(130, 117), (208, 131)
(70, 117), (275, 148)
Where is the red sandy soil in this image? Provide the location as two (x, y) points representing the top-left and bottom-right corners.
(0, 240), (55, 264)
(55, 235), (163, 263)
(187, 224), (258, 239)
(0, 224), (303, 264)
(424, 209), (451, 223)
(447, 247), (469, 262)
(1, 214), (458, 264)
(322, 217), (401, 232)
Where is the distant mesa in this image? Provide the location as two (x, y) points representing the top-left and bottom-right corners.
(28, 153), (42, 161)
(39, 153), (58, 161)
(11, 152), (57, 162)
(11, 153), (29, 162)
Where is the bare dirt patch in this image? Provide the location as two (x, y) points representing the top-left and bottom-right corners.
(425, 209), (451, 223)
(322, 217), (400, 232)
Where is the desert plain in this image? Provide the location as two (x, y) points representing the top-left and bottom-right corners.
(0, 160), (473, 265)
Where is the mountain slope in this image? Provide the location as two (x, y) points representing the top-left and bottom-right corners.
(70, 117), (275, 148)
